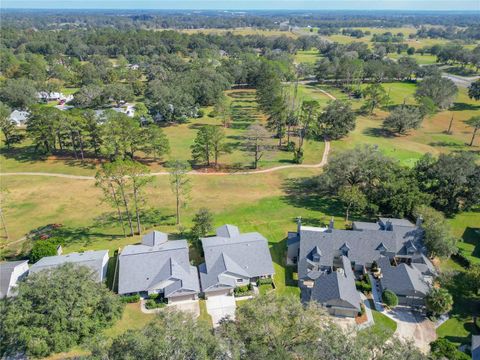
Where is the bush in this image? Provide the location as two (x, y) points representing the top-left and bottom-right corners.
(121, 294), (140, 303)
(234, 284), (253, 297)
(355, 281), (372, 293)
(29, 239), (58, 263)
(257, 278), (273, 286)
(145, 298), (166, 310)
(382, 289), (398, 307)
(430, 338), (470, 360)
(293, 149), (304, 164)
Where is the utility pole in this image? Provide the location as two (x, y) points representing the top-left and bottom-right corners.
(447, 113), (454, 134)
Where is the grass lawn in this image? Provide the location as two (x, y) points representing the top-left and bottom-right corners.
(388, 53), (438, 65)
(368, 310), (397, 336)
(294, 50), (319, 64)
(0, 89), (326, 176)
(437, 316), (479, 347)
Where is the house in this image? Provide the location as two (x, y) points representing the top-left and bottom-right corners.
(199, 225), (275, 297)
(304, 256), (361, 317)
(118, 231), (199, 303)
(9, 110), (30, 126)
(37, 92), (74, 103)
(29, 250), (109, 282)
(472, 335), (480, 360)
(289, 217), (431, 316)
(0, 260), (29, 298)
(377, 256), (431, 306)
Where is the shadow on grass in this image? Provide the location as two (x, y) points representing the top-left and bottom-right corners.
(363, 127), (397, 138)
(451, 102), (480, 112)
(281, 177), (344, 217)
(429, 141), (465, 148)
(444, 66), (479, 77)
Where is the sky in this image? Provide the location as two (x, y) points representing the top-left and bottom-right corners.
(1, 0), (479, 11)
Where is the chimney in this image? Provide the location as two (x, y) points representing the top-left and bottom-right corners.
(416, 216), (423, 227)
(385, 220), (392, 231)
(328, 217), (334, 231)
(296, 216), (302, 234)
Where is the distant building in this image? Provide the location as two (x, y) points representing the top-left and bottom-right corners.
(199, 225), (275, 297)
(9, 110), (30, 126)
(118, 231), (200, 303)
(0, 260), (29, 298)
(29, 250), (109, 283)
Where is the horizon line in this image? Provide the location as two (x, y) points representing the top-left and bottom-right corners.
(2, 7), (478, 11)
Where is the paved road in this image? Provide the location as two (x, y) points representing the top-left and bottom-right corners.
(442, 73), (479, 88)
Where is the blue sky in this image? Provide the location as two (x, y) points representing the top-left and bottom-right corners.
(2, 0), (479, 10)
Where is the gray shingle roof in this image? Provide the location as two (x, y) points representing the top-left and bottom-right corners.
(118, 238), (199, 297)
(29, 250), (108, 282)
(379, 218), (415, 228)
(199, 227), (275, 292)
(141, 231), (168, 247)
(310, 256), (361, 311)
(473, 335), (480, 360)
(0, 260), (29, 298)
(297, 224), (423, 281)
(378, 257), (430, 297)
(216, 224), (240, 238)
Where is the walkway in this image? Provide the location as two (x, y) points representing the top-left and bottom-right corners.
(0, 140), (330, 179)
(368, 274), (385, 312)
(357, 293), (374, 330)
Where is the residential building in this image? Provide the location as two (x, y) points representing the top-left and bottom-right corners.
(199, 225), (275, 297)
(118, 231), (199, 303)
(0, 260), (29, 298)
(288, 217), (432, 316)
(377, 256), (431, 306)
(9, 110), (30, 126)
(29, 250), (109, 282)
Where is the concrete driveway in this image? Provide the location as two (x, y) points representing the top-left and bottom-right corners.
(168, 299), (200, 318)
(206, 293), (236, 327)
(386, 307), (436, 353)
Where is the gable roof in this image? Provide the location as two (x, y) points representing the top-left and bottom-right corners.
(0, 260), (29, 298)
(142, 231), (168, 247)
(29, 250), (108, 282)
(9, 110), (29, 125)
(310, 256), (361, 311)
(378, 257), (430, 297)
(199, 226), (275, 292)
(118, 239), (199, 297)
(297, 224), (423, 281)
(215, 224), (240, 238)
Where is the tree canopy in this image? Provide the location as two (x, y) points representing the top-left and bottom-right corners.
(0, 264), (123, 358)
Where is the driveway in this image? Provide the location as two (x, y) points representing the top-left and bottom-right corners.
(205, 293), (236, 327)
(168, 299), (200, 318)
(386, 307), (436, 353)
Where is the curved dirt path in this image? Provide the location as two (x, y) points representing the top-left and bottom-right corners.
(1, 90), (336, 180)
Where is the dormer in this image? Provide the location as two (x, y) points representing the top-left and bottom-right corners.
(406, 240), (417, 255)
(339, 243), (351, 256)
(376, 242), (388, 253)
(311, 246), (321, 262)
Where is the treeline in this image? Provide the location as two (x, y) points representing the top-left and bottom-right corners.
(2, 9), (479, 31)
(415, 25), (480, 41)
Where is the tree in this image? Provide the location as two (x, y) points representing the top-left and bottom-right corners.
(415, 76), (458, 110)
(72, 84), (105, 108)
(0, 78), (37, 109)
(210, 126), (229, 167)
(92, 311), (222, 360)
(468, 79), (480, 101)
(142, 125), (170, 161)
(383, 105), (424, 135)
(0, 102), (23, 148)
(426, 288), (453, 316)
(101, 110), (142, 160)
(382, 289), (398, 307)
(191, 208), (214, 240)
(0, 264), (123, 358)
(29, 239), (58, 263)
(124, 161), (153, 234)
(338, 185), (368, 222)
(105, 83), (134, 107)
(214, 94), (232, 128)
(414, 205), (457, 258)
(430, 338), (470, 360)
(414, 152), (480, 215)
(316, 100), (356, 140)
(168, 160), (191, 225)
(191, 125), (213, 166)
(465, 115), (480, 146)
(26, 106), (64, 154)
(296, 100), (319, 153)
(245, 123), (271, 169)
(362, 83), (390, 115)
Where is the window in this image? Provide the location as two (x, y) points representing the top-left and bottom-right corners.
(236, 278), (243, 283)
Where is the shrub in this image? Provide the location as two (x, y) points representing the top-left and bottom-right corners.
(145, 299), (166, 310)
(121, 294), (140, 303)
(293, 149), (304, 164)
(430, 338), (470, 360)
(257, 278), (273, 286)
(382, 289), (398, 307)
(355, 281), (372, 293)
(29, 239), (58, 263)
(148, 293), (160, 300)
(234, 284), (253, 297)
